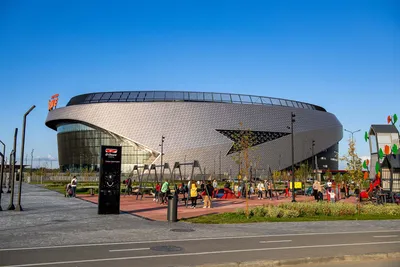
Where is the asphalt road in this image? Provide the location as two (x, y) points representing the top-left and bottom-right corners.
(1, 230), (399, 267)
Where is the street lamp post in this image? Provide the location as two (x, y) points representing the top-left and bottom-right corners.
(16, 105), (35, 211)
(8, 128), (18, 210)
(0, 151), (4, 210)
(344, 129), (361, 142)
(290, 112), (296, 202)
(312, 140), (315, 181)
(159, 136), (165, 181)
(0, 140), (5, 194)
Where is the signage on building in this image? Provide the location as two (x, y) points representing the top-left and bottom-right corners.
(48, 94), (59, 111)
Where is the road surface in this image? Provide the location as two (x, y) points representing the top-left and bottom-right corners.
(1, 230), (399, 267)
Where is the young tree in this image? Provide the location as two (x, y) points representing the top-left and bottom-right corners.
(340, 138), (364, 193)
(231, 122), (257, 217)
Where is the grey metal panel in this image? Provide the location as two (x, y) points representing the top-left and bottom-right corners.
(46, 102), (342, 175)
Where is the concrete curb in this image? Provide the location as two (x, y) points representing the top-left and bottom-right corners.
(194, 252), (400, 267)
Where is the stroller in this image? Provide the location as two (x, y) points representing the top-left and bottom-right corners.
(65, 183), (73, 198)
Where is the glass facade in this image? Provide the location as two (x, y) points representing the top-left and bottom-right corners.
(67, 91), (326, 112)
(57, 123), (158, 173)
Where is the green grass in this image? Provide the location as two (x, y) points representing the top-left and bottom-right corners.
(183, 212), (400, 224)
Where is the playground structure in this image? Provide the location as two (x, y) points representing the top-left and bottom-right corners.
(362, 120), (400, 203)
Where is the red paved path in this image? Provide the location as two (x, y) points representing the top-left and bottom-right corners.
(79, 193), (356, 221)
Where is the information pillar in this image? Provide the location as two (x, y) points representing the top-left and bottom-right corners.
(98, 145), (121, 214)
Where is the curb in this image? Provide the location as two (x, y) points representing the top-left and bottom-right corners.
(194, 252), (400, 267)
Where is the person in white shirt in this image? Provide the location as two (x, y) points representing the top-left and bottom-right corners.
(257, 181), (265, 199)
(71, 176), (78, 197)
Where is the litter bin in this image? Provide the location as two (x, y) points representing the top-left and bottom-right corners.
(167, 194), (178, 222)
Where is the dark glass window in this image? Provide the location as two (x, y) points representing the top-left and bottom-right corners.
(231, 94), (241, 103)
(240, 95), (252, 103)
(85, 94), (95, 102)
(99, 93), (112, 102)
(271, 98), (281, 105)
(136, 91), (147, 101)
(91, 93), (103, 102)
(119, 92), (130, 101)
(173, 92), (184, 101)
(261, 97), (272, 105)
(279, 100), (288, 106)
(204, 93), (213, 101)
(212, 93), (222, 102)
(109, 92), (122, 101)
(251, 96), (262, 104)
(165, 91), (176, 101)
(153, 91), (165, 100)
(221, 94), (231, 103)
(286, 100), (294, 107)
(143, 91), (154, 101)
(292, 101), (299, 108)
(189, 92), (198, 100)
(128, 92), (138, 101)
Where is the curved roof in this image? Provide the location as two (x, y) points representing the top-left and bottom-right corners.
(66, 91), (326, 112)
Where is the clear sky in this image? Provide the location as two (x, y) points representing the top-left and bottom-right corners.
(0, 0), (398, 168)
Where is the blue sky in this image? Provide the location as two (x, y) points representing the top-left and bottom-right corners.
(0, 0), (398, 168)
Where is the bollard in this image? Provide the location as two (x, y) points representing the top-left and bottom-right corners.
(167, 194), (178, 222)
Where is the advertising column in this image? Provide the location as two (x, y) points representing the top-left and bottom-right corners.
(98, 146), (122, 214)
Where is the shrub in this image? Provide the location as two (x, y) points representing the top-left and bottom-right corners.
(282, 209), (300, 218)
(266, 206), (283, 218)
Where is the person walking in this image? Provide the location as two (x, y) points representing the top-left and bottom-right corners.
(189, 181), (198, 208)
(154, 182), (161, 202)
(202, 181), (214, 208)
(125, 177), (132, 196)
(71, 176), (77, 197)
(257, 181), (264, 199)
(312, 180), (318, 201)
(267, 182), (273, 200)
(160, 180), (169, 205)
(317, 181), (323, 201)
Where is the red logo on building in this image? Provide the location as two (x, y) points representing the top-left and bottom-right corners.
(105, 149), (117, 153)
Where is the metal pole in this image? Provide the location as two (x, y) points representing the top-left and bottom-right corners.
(291, 112), (296, 202)
(16, 105), (35, 211)
(0, 151), (4, 211)
(7, 152), (13, 193)
(160, 136), (165, 181)
(344, 129), (361, 142)
(30, 149), (34, 181)
(0, 140), (5, 194)
(312, 140), (315, 181)
(219, 151), (222, 181)
(8, 128), (18, 210)
(184, 155), (186, 179)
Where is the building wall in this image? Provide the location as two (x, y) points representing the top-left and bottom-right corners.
(46, 102), (343, 176)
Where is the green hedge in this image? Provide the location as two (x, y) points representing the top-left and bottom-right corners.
(236, 202), (400, 218)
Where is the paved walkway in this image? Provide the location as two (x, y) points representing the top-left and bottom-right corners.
(79, 192), (357, 221)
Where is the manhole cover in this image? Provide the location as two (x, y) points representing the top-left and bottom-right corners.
(150, 245), (183, 252)
(170, 228), (195, 233)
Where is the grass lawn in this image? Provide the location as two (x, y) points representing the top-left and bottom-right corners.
(184, 212), (400, 224)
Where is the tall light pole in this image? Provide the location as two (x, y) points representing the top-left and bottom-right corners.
(16, 105), (35, 211)
(290, 112), (296, 202)
(0, 151), (4, 210)
(159, 136), (165, 181)
(219, 151), (222, 181)
(344, 129), (361, 142)
(0, 140), (5, 194)
(8, 128), (18, 210)
(312, 140), (315, 181)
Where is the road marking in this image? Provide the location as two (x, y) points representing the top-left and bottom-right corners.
(373, 235), (398, 238)
(0, 229), (399, 252)
(1, 240), (400, 267)
(109, 248), (150, 252)
(259, 240), (292, 244)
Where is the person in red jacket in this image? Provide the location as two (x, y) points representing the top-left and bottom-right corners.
(154, 182), (161, 203)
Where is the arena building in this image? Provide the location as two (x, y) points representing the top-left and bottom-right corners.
(45, 91), (342, 176)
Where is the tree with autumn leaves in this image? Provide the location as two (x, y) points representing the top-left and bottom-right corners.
(340, 138), (364, 193)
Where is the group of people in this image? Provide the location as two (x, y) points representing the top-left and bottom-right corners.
(65, 176), (78, 197)
(153, 179), (215, 209)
